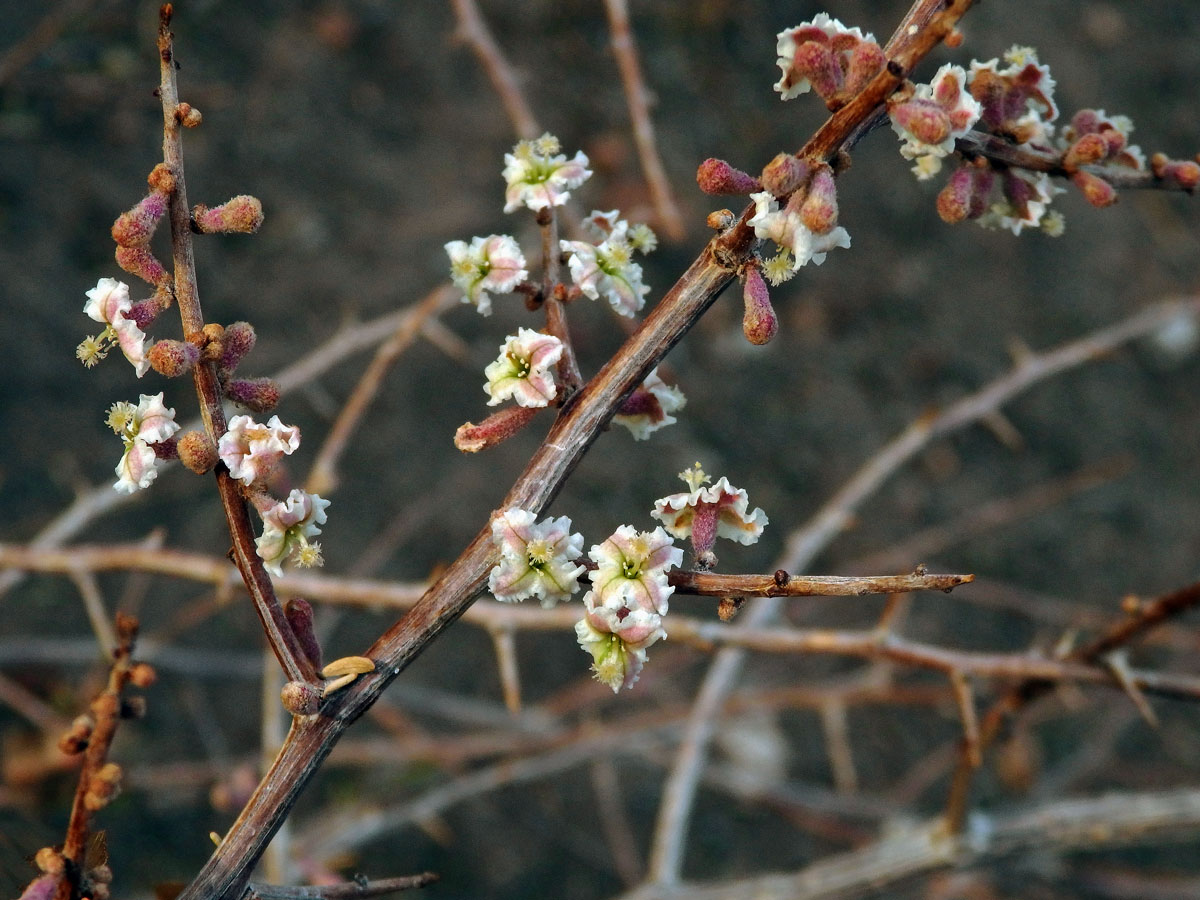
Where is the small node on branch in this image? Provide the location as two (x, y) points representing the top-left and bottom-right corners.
(146, 162), (175, 194)
(774, 569), (789, 587)
(83, 761), (123, 811)
(57, 715), (94, 755)
(148, 338), (200, 377)
(174, 102), (202, 127)
(191, 195), (264, 234)
(177, 430), (217, 474)
(717, 596), (744, 621)
(706, 209), (735, 231)
(281, 680), (321, 716)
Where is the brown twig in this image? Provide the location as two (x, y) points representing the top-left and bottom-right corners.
(244, 874), (439, 900)
(669, 570), (973, 598)
(156, 6), (315, 686)
(602, 0), (685, 241)
(449, 0), (540, 140)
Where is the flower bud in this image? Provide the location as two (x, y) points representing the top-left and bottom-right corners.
(175, 102), (202, 127)
(111, 192), (168, 247)
(127, 294), (168, 330)
(759, 153), (811, 197)
(87, 865), (113, 885)
(455, 405), (540, 453)
(148, 339), (200, 377)
(57, 714), (94, 755)
(192, 195), (264, 234)
(16, 874), (60, 900)
(1071, 170), (1117, 207)
(695, 158), (761, 195)
(936, 165), (975, 223)
(115, 245), (170, 287)
(129, 662), (157, 688)
(285, 598), (323, 671)
(790, 39), (840, 100)
(34, 848), (66, 876)
(1062, 133), (1108, 170)
(889, 99), (952, 148)
(177, 430), (218, 474)
(224, 377), (281, 413)
(218, 321), (257, 376)
(147, 163), (176, 194)
(843, 39), (886, 97)
(281, 680), (321, 715)
(84, 762), (122, 811)
(799, 166), (839, 234)
(741, 264), (778, 345)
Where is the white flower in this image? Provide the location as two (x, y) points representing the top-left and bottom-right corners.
(255, 490), (331, 577)
(652, 463), (768, 550)
(588, 525), (681, 615)
(108, 393), (179, 493)
(612, 368), (686, 440)
(484, 328), (563, 408)
(489, 508), (586, 606)
(445, 234), (528, 316)
(748, 191), (850, 270)
(502, 133), (592, 213)
(575, 606), (665, 692)
(218, 415), (301, 486)
(560, 234), (650, 317)
(79, 277), (151, 377)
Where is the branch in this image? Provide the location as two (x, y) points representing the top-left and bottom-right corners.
(669, 569), (973, 599)
(244, 875), (438, 900)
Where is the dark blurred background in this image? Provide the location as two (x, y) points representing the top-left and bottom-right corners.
(2, 2), (1200, 898)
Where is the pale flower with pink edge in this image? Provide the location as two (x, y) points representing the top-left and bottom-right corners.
(79, 277), (151, 377)
(588, 525), (681, 615)
(108, 392), (179, 494)
(255, 489), (331, 577)
(445, 234), (528, 316)
(575, 602), (666, 692)
(218, 414), (301, 486)
(748, 191), (850, 269)
(652, 463), (768, 547)
(560, 235), (649, 317)
(612, 368), (686, 440)
(502, 133), (592, 213)
(484, 328), (563, 408)
(889, 64), (982, 180)
(489, 508), (585, 606)
(774, 14), (876, 100)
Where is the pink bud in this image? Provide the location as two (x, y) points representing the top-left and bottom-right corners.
(111, 192), (169, 248)
(193, 195), (265, 234)
(1071, 170), (1117, 207)
(696, 158), (761, 195)
(759, 153), (811, 197)
(455, 405), (540, 453)
(219, 320), (257, 376)
(843, 39), (886, 97)
(115, 245), (170, 287)
(1063, 133), (1108, 170)
(148, 339), (200, 377)
(791, 40), (841, 100)
(225, 377), (281, 413)
(968, 168), (995, 219)
(799, 166), (839, 234)
(742, 265), (778, 345)
(937, 166), (975, 223)
(127, 295), (167, 330)
(1070, 109), (1101, 136)
(177, 430), (217, 474)
(891, 99), (952, 147)
(689, 503), (719, 561)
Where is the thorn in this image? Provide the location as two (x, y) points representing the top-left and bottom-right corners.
(1105, 651), (1159, 727)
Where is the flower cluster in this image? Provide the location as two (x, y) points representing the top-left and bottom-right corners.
(773, 14), (885, 107)
(560, 210), (656, 317)
(78, 278), (153, 376)
(108, 393), (179, 493)
(218, 415), (301, 486)
(748, 163), (850, 280)
(888, 64), (982, 180)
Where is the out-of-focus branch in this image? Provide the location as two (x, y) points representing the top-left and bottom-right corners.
(449, 0), (540, 140)
(244, 874), (438, 900)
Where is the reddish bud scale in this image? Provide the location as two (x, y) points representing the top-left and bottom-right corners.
(148, 339), (200, 377)
(1071, 170), (1117, 207)
(284, 598), (323, 671)
(454, 405), (540, 452)
(224, 377), (281, 413)
(193, 195), (264, 234)
(741, 264), (778, 345)
(760, 153), (811, 197)
(111, 192), (169, 247)
(696, 158), (761, 195)
(177, 430), (217, 474)
(115, 245), (169, 287)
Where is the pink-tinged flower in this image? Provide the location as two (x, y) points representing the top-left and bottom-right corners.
(1059, 109), (1144, 170)
(445, 234), (528, 316)
(774, 14), (883, 103)
(889, 64), (982, 180)
(484, 328), (563, 408)
(255, 489), (331, 577)
(978, 169), (1064, 235)
(575, 604), (666, 692)
(588, 525), (682, 615)
(968, 46), (1058, 148)
(652, 463), (768, 563)
(560, 228), (650, 317)
(218, 414), (301, 486)
(502, 133), (592, 213)
(108, 392), (180, 494)
(613, 368), (686, 440)
(748, 191), (850, 270)
(489, 508), (585, 606)
(79, 277), (152, 377)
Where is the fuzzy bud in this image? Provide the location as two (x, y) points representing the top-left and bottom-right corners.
(148, 339), (200, 377)
(759, 153), (811, 197)
(791, 39), (841, 100)
(57, 714), (94, 755)
(177, 430), (217, 474)
(224, 377), (281, 413)
(741, 264), (778, 345)
(705, 209), (735, 230)
(1071, 170), (1117, 207)
(889, 99), (952, 148)
(218, 320), (257, 375)
(111, 192), (169, 248)
(936, 166), (974, 223)
(799, 166), (839, 233)
(84, 762), (122, 811)
(147, 163), (176, 194)
(842, 39), (886, 97)
(87, 865), (113, 885)
(16, 874), (61, 900)
(35, 849), (66, 876)
(127, 295), (167, 330)
(115, 244), (169, 287)
(455, 405), (540, 452)
(717, 596), (744, 621)
(129, 661), (157, 688)
(175, 102), (202, 127)
(281, 680), (322, 716)
(1152, 155), (1200, 190)
(696, 158), (762, 195)
(1063, 133), (1108, 171)
(193, 195), (264, 234)
(285, 598), (323, 671)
